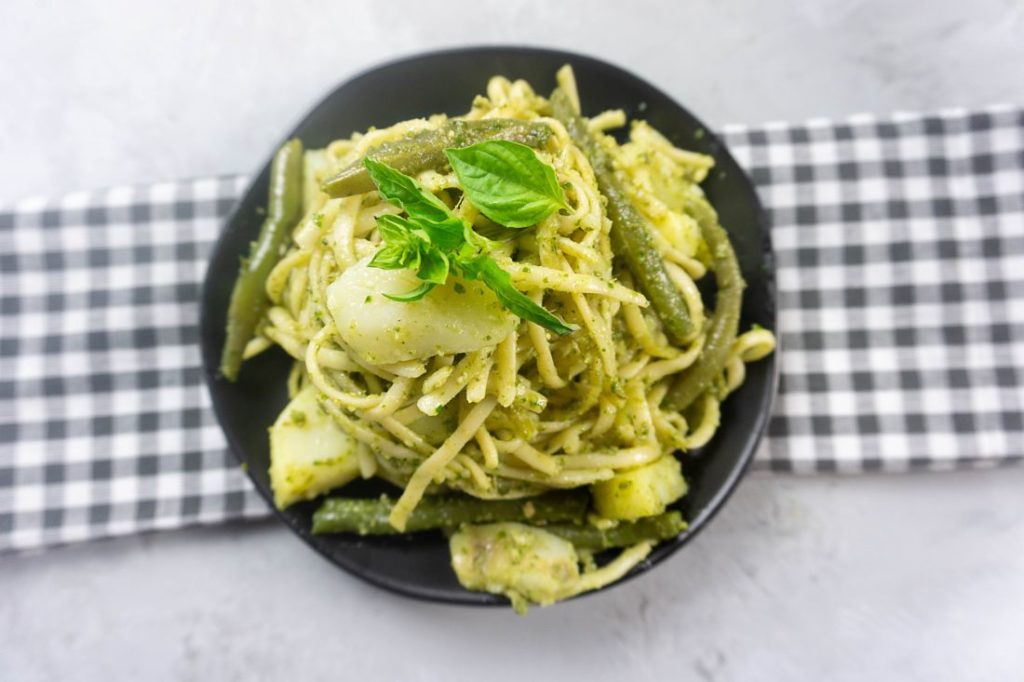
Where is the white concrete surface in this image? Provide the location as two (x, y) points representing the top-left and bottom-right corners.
(1, 1), (1022, 680)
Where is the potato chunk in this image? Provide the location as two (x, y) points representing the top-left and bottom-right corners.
(269, 385), (362, 509)
(450, 523), (580, 611)
(326, 256), (515, 365)
(591, 455), (687, 521)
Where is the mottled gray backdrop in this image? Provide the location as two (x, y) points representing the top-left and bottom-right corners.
(1, 1), (1022, 680)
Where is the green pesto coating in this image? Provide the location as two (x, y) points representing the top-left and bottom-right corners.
(311, 491), (589, 535)
(219, 139), (304, 381)
(662, 196), (746, 411)
(321, 119), (553, 197)
(544, 511), (687, 550)
(549, 88), (695, 345)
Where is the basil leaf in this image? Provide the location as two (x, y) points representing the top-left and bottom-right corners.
(419, 216), (466, 252)
(368, 243), (409, 270)
(416, 248), (450, 285)
(446, 140), (567, 228)
(383, 281), (436, 303)
(364, 157), (452, 226)
(460, 255), (575, 335)
(370, 214), (423, 271)
(375, 214), (416, 243)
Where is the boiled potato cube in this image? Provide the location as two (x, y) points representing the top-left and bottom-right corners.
(326, 256), (515, 365)
(450, 522), (580, 612)
(269, 385), (362, 509)
(591, 455), (687, 521)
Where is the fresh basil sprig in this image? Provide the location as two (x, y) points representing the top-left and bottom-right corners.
(367, 215), (450, 302)
(445, 140), (567, 227)
(363, 157), (575, 335)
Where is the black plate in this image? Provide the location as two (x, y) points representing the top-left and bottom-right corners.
(200, 46), (778, 606)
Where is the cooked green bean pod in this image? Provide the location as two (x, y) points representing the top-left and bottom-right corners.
(321, 119), (553, 197)
(220, 138), (304, 381)
(550, 88), (696, 345)
(662, 196), (746, 411)
(545, 512), (687, 550)
(312, 491), (589, 535)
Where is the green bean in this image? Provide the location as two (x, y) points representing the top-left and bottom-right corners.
(662, 196), (746, 411)
(321, 119), (553, 197)
(311, 491), (589, 535)
(550, 88), (695, 345)
(544, 512), (687, 550)
(219, 138), (304, 381)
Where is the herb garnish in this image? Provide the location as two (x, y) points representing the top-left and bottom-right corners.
(445, 140), (568, 227)
(363, 152), (574, 335)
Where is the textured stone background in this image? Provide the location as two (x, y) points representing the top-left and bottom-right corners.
(2, 1), (1022, 680)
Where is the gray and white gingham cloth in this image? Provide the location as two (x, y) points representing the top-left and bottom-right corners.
(2, 105), (1023, 552)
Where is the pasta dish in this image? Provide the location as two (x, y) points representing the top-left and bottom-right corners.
(220, 66), (775, 611)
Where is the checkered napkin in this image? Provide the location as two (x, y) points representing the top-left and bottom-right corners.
(2, 105), (1022, 552)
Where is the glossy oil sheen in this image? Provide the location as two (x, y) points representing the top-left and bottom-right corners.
(200, 47), (778, 606)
